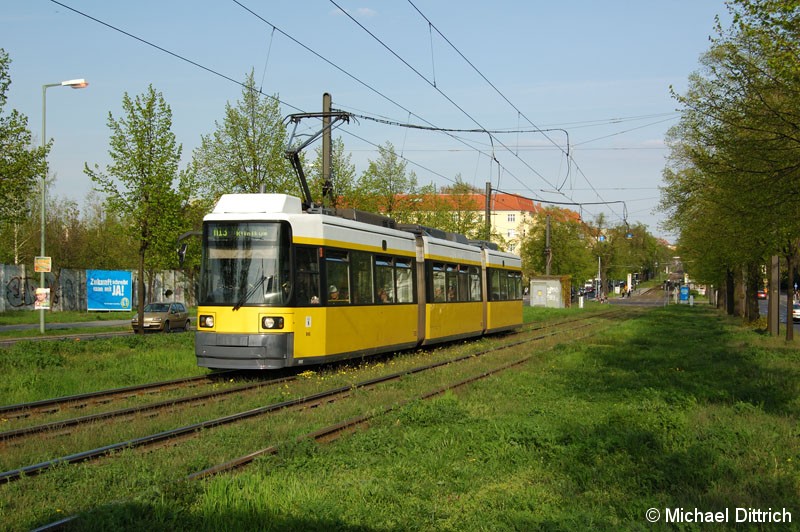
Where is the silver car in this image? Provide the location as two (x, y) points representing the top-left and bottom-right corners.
(131, 302), (191, 332)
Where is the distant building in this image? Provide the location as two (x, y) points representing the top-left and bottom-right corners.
(402, 191), (580, 253)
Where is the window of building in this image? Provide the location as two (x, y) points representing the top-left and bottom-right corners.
(507, 213), (516, 223)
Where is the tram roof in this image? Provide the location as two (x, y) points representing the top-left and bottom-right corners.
(205, 193), (520, 263)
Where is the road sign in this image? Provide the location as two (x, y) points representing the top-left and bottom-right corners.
(34, 256), (51, 273)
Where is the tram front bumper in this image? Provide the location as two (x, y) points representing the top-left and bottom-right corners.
(195, 331), (294, 369)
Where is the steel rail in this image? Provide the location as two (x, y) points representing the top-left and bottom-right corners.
(28, 313), (631, 531)
(0, 330), (133, 348)
(189, 311), (634, 480)
(0, 371), (236, 419)
(1, 310), (614, 422)
(0, 317), (605, 485)
(0, 375), (295, 442)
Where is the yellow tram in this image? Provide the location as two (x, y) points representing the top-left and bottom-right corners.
(195, 193), (522, 370)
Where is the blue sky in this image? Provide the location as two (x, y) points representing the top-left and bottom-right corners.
(3, 1), (731, 242)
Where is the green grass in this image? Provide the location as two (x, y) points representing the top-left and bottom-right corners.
(0, 332), (203, 405)
(128, 306), (799, 530)
(0, 309), (135, 325)
(0, 308), (197, 339)
(3, 305), (799, 530)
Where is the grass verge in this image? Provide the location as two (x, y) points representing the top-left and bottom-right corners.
(2, 304), (798, 530)
(0, 332), (202, 405)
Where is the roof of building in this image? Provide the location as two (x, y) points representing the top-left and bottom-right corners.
(363, 192), (581, 223)
(402, 192), (541, 213)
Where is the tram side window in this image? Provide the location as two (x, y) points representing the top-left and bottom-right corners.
(457, 266), (469, 302)
(489, 269), (505, 300)
(326, 250), (350, 304)
(446, 264), (458, 302)
(469, 266), (482, 301)
(295, 246), (320, 305)
(511, 272), (523, 299)
(375, 256), (395, 303)
(395, 258), (414, 303)
(431, 263), (446, 302)
(351, 251), (374, 304)
(500, 271), (510, 299)
(489, 269), (522, 301)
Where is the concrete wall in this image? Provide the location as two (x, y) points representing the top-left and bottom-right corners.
(0, 265), (195, 312)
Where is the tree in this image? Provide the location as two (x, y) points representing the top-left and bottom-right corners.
(307, 137), (356, 206)
(520, 207), (596, 286)
(660, 0), (800, 327)
(0, 48), (48, 264)
(407, 178), (485, 238)
(85, 85), (188, 330)
(192, 71), (296, 202)
(439, 178), (485, 238)
(357, 142), (418, 217)
(80, 191), (138, 270)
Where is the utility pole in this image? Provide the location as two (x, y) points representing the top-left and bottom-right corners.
(484, 182), (491, 240)
(284, 95), (349, 211)
(322, 92), (332, 207)
(545, 214), (552, 275)
(769, 255), (779, 336)
(597, 255), (601, 300)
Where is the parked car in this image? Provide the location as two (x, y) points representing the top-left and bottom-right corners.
(131, 302), (190, 332)
(757, 289), (768, 300)
(793, 303), (800, 323)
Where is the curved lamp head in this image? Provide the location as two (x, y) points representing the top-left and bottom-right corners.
(61, 79), (89, 89)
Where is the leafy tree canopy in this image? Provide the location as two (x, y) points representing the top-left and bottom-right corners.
(0, 49), (48, 233)
(192, 71), (296, 202)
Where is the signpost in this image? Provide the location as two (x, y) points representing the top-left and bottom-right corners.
(34, 256), (52, 273)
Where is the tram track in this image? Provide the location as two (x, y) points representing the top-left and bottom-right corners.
(0, 329), (134, 349)
(0, 371), (239, 421)
(0, 310), (618, 442)
(28, 308), (637, 531)
(2, 293), (655, 424)
(0, 310), (626, 485)
(0, 375), (295, 443)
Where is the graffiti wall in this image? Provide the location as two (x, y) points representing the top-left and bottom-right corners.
(0, 265), (195, 312)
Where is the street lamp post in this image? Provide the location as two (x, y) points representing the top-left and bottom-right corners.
(40, 79), (88, 333)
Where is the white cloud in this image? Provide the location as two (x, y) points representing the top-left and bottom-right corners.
(330, 7), (377, 18)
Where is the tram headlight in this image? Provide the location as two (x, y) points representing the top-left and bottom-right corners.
(199, 315), (214, 328)
(261, 316), (284, 329)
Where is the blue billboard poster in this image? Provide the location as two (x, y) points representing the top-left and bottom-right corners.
(87, 270), (132, 311)
(680, 285), (690, 302)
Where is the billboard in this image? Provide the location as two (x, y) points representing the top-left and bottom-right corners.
(87, 270), (132, 311)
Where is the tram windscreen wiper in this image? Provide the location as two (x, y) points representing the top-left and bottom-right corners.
(232, 274), (270, 311)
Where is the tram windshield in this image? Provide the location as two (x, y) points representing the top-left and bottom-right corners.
(199, 221), (291, 307)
